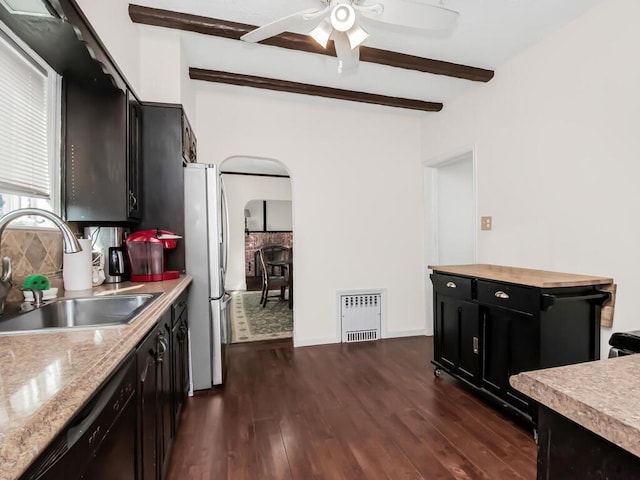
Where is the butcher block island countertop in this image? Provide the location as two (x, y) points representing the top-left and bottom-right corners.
(428, 264), (613, 288)
(0, 275), (192, 480)
(511, 355), (640, 459)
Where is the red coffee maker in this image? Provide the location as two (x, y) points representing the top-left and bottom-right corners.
(126, 229), (181, 282)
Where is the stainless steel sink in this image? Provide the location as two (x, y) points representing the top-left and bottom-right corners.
(0, 293), (162, 334)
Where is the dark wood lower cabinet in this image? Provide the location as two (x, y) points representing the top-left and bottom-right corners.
(537, 406), (640, 479)
(137, 319), (162, 480)
(171, 304), (189, 434)
(159, 318), (173, 478)
(136, 295), (189, 480)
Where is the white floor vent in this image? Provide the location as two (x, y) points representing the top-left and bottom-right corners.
(340, 292), (382, 343)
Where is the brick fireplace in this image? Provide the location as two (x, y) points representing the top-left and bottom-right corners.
(245, 232), (293, 278)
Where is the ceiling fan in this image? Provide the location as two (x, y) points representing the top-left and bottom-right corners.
(240, 0), (459, 74)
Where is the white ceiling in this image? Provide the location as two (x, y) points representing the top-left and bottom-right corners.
(133, 0), (604, 105)
(132, 0), (604, 175)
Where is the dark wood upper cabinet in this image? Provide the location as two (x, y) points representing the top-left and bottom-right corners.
(138, 103), (196, 271)
(128, 95), (143, 221)
(64, 84), (142, 223)
(2, 0), (144, 224)
(0, 0), (127, 92)
(181, 112), (197, 164)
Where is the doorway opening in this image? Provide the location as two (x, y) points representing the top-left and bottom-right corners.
(423, 147), (477, 333)
(219, 156), (294, 344)
(243, 199), (293, 291)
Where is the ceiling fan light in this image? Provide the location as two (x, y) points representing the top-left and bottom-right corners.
(330, 4), (356, 32)
(309, 18), (332, 48)
(346, 24), (369, 50)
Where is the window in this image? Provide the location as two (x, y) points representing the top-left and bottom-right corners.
(0, 20), (61, 227)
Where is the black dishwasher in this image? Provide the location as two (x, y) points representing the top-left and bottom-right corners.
(21, 353), (137, 480)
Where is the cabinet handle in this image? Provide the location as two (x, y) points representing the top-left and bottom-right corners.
(473, 336), (479, 355)
(156, 334), (167, 362)
(129, 191), (137, 209)
(446, 282), (457, 288)
(494, 291), (510, 299)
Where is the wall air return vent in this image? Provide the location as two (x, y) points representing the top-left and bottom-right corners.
(340, 291), (382, 343)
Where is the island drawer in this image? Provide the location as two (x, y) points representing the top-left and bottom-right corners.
(477, 280), (538, 315)
(431, 273), (473, 300)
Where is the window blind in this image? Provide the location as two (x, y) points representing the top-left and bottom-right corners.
(0, 31), (50, 199)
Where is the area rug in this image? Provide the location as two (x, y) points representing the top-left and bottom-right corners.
(230, 291), (293, 343)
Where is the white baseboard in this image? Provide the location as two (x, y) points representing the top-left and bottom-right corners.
(384, 328), (429, 339)
(226, 282), (246, 291)
(293, 335), (340, 348)
(293, 329), (429, 347)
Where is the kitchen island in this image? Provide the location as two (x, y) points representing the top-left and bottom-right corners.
(0, 276), (191, 480)
(428, 264), (612, 425)
(511, 355), (640, 479)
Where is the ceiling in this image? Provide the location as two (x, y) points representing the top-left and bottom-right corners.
(130, 0), (604, 175)
(131, 0), (604, 107)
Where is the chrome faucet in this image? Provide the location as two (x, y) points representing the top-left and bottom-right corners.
(0, 208), (82, 315)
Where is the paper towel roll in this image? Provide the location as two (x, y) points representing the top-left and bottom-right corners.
(63, 238), (93, 291)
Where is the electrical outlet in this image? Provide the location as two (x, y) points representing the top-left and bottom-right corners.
(481, 216), (492, 231)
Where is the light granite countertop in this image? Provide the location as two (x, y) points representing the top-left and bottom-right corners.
(428, 264), (613, 288)
(0, 275), (192, 480)
(511, 355), (640, 458)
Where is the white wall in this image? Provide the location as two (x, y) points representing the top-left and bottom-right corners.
(245, 199), (265, 232)
(421, 0), (640, 357)
(245, 199), (293, 232)
(138, 26), (182, 104)
(75, 0), (141, 94)
(199, 85), (426, 345)
(222, 174), (292, 291)
(266, 201), (293, 231)
(75, 1), (194, 118)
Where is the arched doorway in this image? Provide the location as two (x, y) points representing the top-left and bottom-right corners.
(219, 156), (294, 344)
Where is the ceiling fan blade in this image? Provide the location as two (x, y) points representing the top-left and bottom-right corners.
(333, 32), (360, 74)
(241, 7), (329, 43)
(357, 0), (459, 33)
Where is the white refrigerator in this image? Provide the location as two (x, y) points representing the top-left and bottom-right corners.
(184, 163), (231, 389)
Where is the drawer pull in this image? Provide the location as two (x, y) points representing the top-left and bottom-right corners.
(446, 282), (457, 288)
(472, 336), (479, 355)
(494, 291), (510, 299)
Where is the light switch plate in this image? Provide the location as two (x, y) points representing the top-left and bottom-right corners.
(481, 216), (492, 231)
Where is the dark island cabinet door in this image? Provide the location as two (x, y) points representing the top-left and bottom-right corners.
(480, 307), (510, 397)
(434, 293), (461, 372)
(457, 301), (480, 384)
(434, 293), (480, 384)
(481, 306), (537, 411)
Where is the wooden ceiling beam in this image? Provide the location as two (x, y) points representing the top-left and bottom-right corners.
(189, 68), (443, 112)
(130, 5), (494, 83)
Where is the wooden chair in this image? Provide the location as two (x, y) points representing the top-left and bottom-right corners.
(258, 246), (290, 307)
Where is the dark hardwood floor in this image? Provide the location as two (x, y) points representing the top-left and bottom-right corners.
(167, 337), (536, 479)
